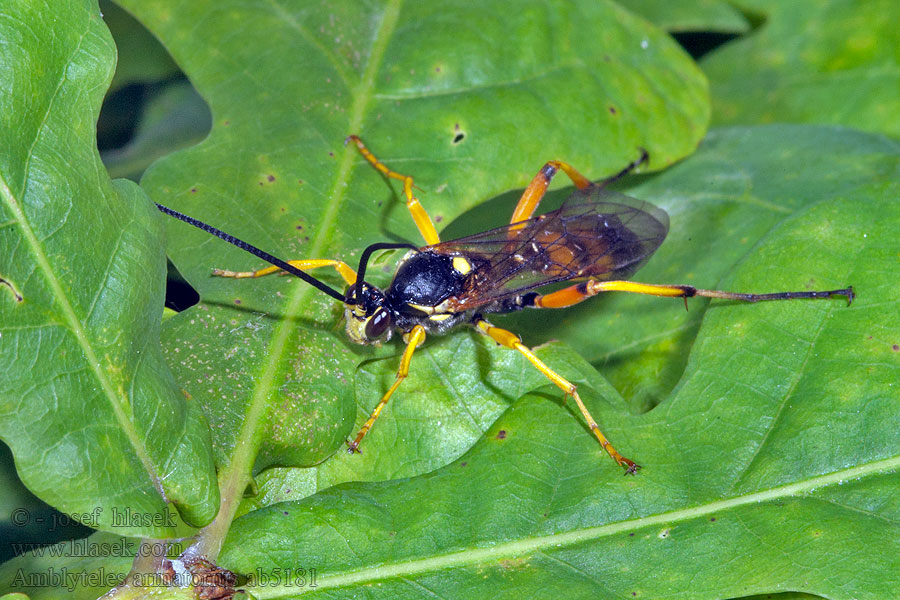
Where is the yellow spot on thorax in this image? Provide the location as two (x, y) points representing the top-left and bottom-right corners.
(452, 256), (472, 275)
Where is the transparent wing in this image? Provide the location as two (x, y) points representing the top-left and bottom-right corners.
(428, 187), (669, 310)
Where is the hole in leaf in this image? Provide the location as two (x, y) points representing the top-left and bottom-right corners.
(164, 259), (200, 312)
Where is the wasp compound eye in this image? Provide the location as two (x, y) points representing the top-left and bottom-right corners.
(364, 308), (392, 340)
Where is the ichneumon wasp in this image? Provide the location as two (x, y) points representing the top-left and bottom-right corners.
(156, 136), (854, 474)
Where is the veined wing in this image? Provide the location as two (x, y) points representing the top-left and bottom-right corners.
(427, 187), (669, 311)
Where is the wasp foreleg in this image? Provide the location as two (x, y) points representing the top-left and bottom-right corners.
(212, 258), (357, 285)
(347, 324), (427, 454)
(346, 135), (440, 246)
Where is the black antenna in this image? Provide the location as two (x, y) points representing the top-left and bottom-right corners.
(355, 242), (418, 300)
(155, 203), (347, 303)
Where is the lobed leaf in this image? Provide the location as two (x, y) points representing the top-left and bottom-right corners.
(0, 0), (217, 536)
(115, 0), (708, 557)
(221, 174), (900, 599)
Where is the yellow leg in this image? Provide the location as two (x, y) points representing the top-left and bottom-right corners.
(531, 279), (855, 309)
(474, 318), (639, 474)
(348, 325), (427, 453)
(510, 150), (649, 228)
(509, 160), (592, 227)
(346, 135), (440, 246)
(212, 259), (357, 285)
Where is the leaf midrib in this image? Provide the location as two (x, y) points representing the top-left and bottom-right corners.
(250, 455), (900, 598)
(200, 0), (403, 557)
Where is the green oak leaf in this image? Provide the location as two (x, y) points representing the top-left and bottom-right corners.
(0, 0), (217, 535)
(220, 181), (899, 598)
(5, 117), (898, 596)
(5, 0), (898, 597)
(242, 124), (899, 513)
(703, 0), (900, 137)
(117, 0), (707, 558)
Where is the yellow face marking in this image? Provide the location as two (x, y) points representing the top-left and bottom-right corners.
(452, 256), (472, 275)
(344, 306), (370, 345)
(429, 313), (452, 322)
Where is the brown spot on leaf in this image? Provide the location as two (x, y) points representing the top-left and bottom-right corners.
(0, 276), (23, 303)
(496, 430), (506, 440)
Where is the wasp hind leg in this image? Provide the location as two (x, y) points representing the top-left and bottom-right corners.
(212, 258), (357, 286)
(529, 280), (855, 309)
(346, 135), (440, 246)
(474, 318), (639, 474)
(348, 325), (427, 454)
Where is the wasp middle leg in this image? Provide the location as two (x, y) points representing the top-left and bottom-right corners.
(474, 317), (639, 474)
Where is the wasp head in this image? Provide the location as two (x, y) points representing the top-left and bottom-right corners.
(344, 281), (393, 345)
